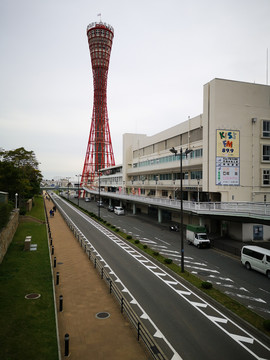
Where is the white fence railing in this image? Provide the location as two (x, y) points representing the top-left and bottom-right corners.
(83, 188), (270, 219)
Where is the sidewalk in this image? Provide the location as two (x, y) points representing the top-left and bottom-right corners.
(44, 197), (149, 360)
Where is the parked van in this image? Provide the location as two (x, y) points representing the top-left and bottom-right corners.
(114, 206), (124, 215)
(241, 245), (270, 279)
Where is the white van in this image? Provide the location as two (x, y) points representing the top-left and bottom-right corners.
(241, 246), (270, 279)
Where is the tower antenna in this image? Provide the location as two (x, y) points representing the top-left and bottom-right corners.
(97, 13), (102, 22)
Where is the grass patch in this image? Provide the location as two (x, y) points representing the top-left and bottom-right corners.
(0, 197), (58, 360)
(29, 196), (46, 221)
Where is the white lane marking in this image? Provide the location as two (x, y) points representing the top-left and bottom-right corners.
(225, 292), (267, 303)
(185, 265), (220, 273)
(208, 275), (234, 282)
(159, 249), (182, 254)
(208, 316), (228, 324)
(191, 302), (208, 308)
(150, 245), (168, 249)
(185, 260), (208, 266)
(154, 237), (171, 245)
(259, 288), (270, 295)
(154, 330), (163, 338)
(248, 305), (270, 314)
(215, 283), (249, 292)
(141, 239), (158, 244)
(160, 252), (182, 258)
(231, 334), (254, 344)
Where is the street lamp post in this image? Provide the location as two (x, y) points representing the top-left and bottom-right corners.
(170, 147), (193, 272)
(197, 178), (200, 202)
(15, 193), (18, 209)
(66, 177), (71, 201)
(76, 175), (81, 207)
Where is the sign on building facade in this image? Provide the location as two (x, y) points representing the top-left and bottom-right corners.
(216, 130), (240, 186)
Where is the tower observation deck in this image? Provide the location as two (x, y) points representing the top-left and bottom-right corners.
(81, 21), (115, 189)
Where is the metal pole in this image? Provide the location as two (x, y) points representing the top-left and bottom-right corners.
(64, 333), (69, 356)
(59, 295), (63, 312)
(56, 272), (60, 285)
(77, 175), (79, 207)
(15, 193), (18, 209)
(98, 169), (101, 218)
(180, 148), (184, 273)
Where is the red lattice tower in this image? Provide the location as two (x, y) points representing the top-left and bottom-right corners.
(81, 21), (115, 190)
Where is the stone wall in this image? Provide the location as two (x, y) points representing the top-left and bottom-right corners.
(0, 209), (19, 264)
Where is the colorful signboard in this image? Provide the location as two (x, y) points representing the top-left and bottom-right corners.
(216, 130), (240, 186)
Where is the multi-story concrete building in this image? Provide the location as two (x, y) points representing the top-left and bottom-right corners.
(121, 78), (270, 203)
(90, 78), (270, 240)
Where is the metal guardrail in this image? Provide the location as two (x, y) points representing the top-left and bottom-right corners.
(54, 198), (168, 360)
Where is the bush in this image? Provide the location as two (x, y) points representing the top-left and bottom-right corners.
(263, 320), (270, 331)
(111, 225), (115, 229)
(164, 258), (173, 264)
(126, 235), (132, 240)
(20, 207), (26, 215)
(143, 245), (148, 249)
(201, 281), (213, 289)
(0, 203), (13, 230)
(115, 228), (120, 232)
(135, 239), (140, 244)
(153, 251), (159, 256)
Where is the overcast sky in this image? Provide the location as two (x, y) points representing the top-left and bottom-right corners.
(1, 0), (269, 181)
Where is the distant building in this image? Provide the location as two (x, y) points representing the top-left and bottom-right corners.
(0, 191), (8, 204)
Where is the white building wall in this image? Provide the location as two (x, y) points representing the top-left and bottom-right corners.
(203, 78), (270, 202)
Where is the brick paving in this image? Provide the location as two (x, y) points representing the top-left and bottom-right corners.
(45, 196), (149, 360)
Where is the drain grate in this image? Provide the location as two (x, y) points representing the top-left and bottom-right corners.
(25, 293), (41, 299)
(96, 312), (110, 319)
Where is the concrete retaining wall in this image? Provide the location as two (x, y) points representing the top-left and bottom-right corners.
(0, 209), (19, 264)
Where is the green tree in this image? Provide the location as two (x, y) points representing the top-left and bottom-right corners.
(0, 147), (42, 207)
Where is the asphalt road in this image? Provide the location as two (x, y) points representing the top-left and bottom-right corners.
(52, 194), (270, 360)
(70, 196), (270, 320)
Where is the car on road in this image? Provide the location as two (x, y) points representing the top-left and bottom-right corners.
(85, 197), (91, 202)
(241, 245), (270, 278)
(107, 205), (114, 212)
(114, 206), (124, 215)
(97, 201), (104, 207)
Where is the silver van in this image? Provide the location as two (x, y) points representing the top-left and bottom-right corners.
(241, 245), (270, 279)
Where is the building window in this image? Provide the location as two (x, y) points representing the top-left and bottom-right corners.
(191, 170), (203, 180)
(190, 148), (203, 158)
(262, 120), (270, 138)
(262, 169), (270, 186)
(262, 145), (270, 161)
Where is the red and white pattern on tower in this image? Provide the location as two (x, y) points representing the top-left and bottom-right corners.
(81, 21), (115, 190)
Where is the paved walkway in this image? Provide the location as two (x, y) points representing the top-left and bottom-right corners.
(44, 196), (149, 360)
